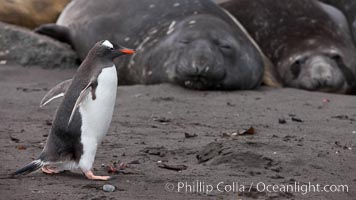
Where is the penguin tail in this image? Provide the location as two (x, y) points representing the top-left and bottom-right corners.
(12, 159), (45, 176)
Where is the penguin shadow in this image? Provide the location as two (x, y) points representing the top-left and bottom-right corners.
(7, 171), (118, 181)
(46, 171), (119, 181)
(0, 173), (17, 180)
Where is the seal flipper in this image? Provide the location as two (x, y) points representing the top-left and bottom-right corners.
(318, 2), (352, 37)
(222, 8), (280, 88)
(68, 79), (98, 126)
(40, 79), (73, 107)
(35, 24), (73, 47)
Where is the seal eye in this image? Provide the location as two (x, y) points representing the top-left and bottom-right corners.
(331, 54), (341, 62)
(179, 39), (190, 45)
(219, 43), (233, 54)
(219, 44), (232, 50)
(291, 59), (303, 79)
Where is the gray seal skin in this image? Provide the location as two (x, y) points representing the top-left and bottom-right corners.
(35, 0), (264, 90)
(221, 0), (356, 94)
(320, 0), (356, 45)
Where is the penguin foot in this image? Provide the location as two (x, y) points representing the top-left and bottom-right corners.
(84, 170), (111, 181)
(41, 166), (61, 174)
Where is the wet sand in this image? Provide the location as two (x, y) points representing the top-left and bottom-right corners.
(0, 65), (355, 200)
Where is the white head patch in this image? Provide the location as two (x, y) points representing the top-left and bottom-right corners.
(102, 40), (114, 48)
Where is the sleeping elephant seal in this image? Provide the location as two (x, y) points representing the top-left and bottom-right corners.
(319, 0), (356, 45)
(0, 0), (71, 29)
(35, 0), (264, 90)
(221, 0), (356, 94)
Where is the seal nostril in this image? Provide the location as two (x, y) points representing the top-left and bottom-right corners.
(192, 60), (197, 71)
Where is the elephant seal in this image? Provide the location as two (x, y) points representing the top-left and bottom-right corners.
(0, 0), (71, 29)
(319, 0), (356, 44)
(221, 0), (356, 94)
(35, 0), (264, 90)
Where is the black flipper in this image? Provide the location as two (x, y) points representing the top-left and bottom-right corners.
(34, 24), (73, 47)
(40, 79), (73, 107)
(12, 159), (45, 176)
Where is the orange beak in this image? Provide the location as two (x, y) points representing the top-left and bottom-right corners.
(120, 48), (136, 54)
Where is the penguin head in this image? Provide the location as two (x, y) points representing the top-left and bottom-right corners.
(89, 40), (135, 60)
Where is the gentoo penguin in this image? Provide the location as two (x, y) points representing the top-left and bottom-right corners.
(13, 40), (135, 181)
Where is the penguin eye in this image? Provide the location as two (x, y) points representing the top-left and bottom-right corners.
(109, 47), (114, 51)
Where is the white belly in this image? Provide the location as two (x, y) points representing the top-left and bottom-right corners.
(78, 65), (117, 171)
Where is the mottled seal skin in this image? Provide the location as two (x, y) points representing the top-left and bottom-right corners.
(36, 0), (264, 90)
(320, 0), (356, 44)
(0, 0), (71, 29)
(221, 0), (356, 94)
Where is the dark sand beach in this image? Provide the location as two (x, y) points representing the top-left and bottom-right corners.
(0, 65), (355, 199)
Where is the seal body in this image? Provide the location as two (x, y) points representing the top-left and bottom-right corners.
(320, 0), (356, 44)
(221, 0), (356, 94)
(36, 0), (264, 90)
(0, 0), (70, 29)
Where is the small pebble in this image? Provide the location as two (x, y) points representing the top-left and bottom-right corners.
(231, 132), (238, 136)
(103, 184), (115, 192)
(291, 117), (303, 123)
(128, 160), (140, 164)
(278, 118), (287, 124)
(184, 132), (198, 138)
(323, 98), (330, 103)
